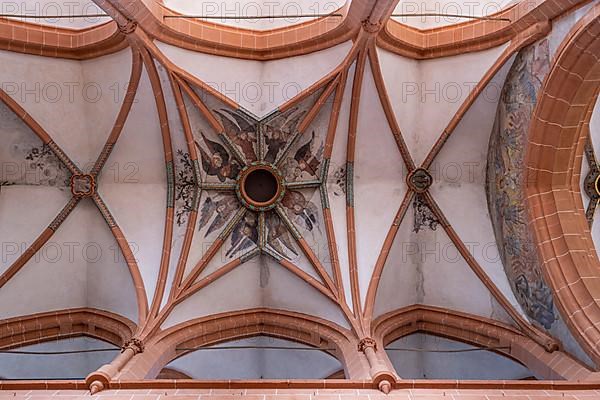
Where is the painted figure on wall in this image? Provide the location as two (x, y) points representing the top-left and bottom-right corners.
(266, 213), (298, 259)
(215, 108), (257, 161)
(293, 131), (323, 177)
(487, 38), (556, 329)
(282, 190), (320, 234)
(174, 149), (198, 227)
(195, 132), (240, 182)
(279, 131), (324, 182)
(263, 107), (304, 163)
(226, 212), (258, 258)
(198, 194), (239, 237)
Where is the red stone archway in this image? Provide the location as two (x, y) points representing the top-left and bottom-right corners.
(115, 308), (370, 381)
(0, 308), (136, 349)
(372, 305), (596, 380)
(526, 2), (600, 365)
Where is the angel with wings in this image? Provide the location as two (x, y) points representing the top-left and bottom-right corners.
(214, 108), (257, 161)
(226, 212), (258, 258)
(197, 194), (239, 237)
(293, 131), (323, 177)
(263, 107), (305, 163)
(195, 132), (240, 182)
(266, 213), (298, 259)
(281, 190), (320, 234)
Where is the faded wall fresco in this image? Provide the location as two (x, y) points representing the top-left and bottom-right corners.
(0, 102), (69, 190)
(486, 39), (556, 329)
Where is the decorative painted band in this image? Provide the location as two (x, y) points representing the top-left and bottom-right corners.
(166, 160), (175, 208)
(345, 161), (354, 207)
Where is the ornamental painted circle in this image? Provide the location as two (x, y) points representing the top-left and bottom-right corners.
(236, 163), (285, 211)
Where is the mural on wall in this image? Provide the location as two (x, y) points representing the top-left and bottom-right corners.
(186, 93), (326, 260)
(2, 140), (70, 190)
(1, 100), (69, 189)
(195, 132), (241, 182)
(276, 92), (327, 183)
(180, 85), (332, 280)
(263, 106), (305, 163)
(282, 190), (320, 234)
(330, 165), (346, 197)
(413, 194), (439, 233)
(487, 38), (556, 329)
(215, 108), (258, 161)
(226, 211), (259, 258)
(278, 131), (324, 182)
(174, 149), (198, 227)
(198, 194), (239, 237)
(266, 212), (298, 259)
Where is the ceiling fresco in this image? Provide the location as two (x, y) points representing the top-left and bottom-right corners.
(487, 38), (554, 330)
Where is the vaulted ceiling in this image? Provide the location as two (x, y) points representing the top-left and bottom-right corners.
(0, 0), (600, 388)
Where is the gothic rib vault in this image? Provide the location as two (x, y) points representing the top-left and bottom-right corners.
(0, 0), (600, 393)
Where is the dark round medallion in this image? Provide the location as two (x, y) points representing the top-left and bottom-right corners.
(244, 168), (278, 203)
(236, 163), (285, 211)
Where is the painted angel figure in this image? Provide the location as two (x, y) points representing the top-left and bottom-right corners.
(281, 190), (320, 234)
(214, 108), (257, 161)
(197, 194), (239, 237)
(293, 131), (323, 177)
(195, 132), (240, 182)
(266, 213), (298, 259)
(226, 212), (258, 258)
(264, 107), (305, 163)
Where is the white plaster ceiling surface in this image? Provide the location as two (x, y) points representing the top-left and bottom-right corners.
(0, 48), (138, 322)
(1, 0), (108, 29)
(386, 334), (533, 380)
(166, 337), (342, 379)
(391, 0), (516, 29)
(155, 40), (353, 118)
(0, 33), (546, 330)
(0, 337), (117, 379)
(377, 44), (509, 167)
(161, 0), (347, 31)
(369, 43), (528, 327)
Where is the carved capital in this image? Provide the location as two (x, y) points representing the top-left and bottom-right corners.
(117, 19), (138, 35)
(361, 19), (382, 33)
(122, 338), (144, 354)
(358, 337), (377, 352)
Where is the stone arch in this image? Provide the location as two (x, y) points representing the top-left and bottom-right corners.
(117, 308), (370, 380)
(0, 308), (136, 350)
(372, 305), (595, 380)
(525, 2), (600, 365)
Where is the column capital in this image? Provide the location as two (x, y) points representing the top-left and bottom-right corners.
(122, 338), (144, 354)
(361, 19), (382, 34)
(117, 19), (138, 35)
(358, 337), (378, 353)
